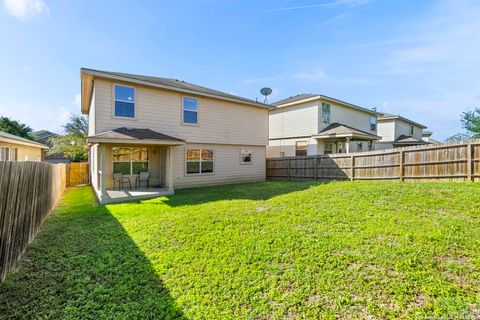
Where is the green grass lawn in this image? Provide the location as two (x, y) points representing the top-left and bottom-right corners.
(1, 181), (479, 319)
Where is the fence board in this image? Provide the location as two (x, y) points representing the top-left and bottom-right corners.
(67, 162), (89, 186)
(0, 162), (67, 282)
(267, 140), (480, 183)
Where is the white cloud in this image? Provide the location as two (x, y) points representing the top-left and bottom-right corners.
(4, 0), (50, 19)
(267, 0), (374, 12)
(74, 93), (81, 108)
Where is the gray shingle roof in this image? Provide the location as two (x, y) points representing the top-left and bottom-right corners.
(314, 122), (381, 140)
(272, 93), (380, 115)
(393, 135), (427, 145)
(88, 127), (185, 142)
(271, 94), (319, 107)
(378, 112), (427, 129)
(81, 68), (273, 109)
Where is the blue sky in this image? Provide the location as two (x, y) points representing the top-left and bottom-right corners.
(1, 0), (479, 140)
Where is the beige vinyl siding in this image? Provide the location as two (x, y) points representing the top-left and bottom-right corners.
(267, 137), (318, 157)
(88, 86), (96, 136)
(394, 119), (423, 140)
(325, 100), (375, 134)
(377, 121), (396, 142)
(94, 79), (268, 146)
(0, 142), (43, 161)
(269, 102), (319, 139)
(172, 144), (266, 188)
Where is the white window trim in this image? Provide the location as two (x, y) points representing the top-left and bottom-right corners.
(185, 148), (214, 175)
(112, 84), (137, 120)
(0, 146), (10, 161)
(112, 147), (149, 175)
(240, 149), (253, 165)
(182, 96), (199, 126)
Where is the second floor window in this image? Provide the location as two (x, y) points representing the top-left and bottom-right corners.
(321, 103), (331, 123)
(183, 97), (198, 124)
(114, 85), (135, 118)
(370, 116), (377, 131)
(409, 125), (414, 136)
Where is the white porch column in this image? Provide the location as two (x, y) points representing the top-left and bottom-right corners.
(166, 146), (174, 192)
(100, 144), (107, 201)
(345, 137), (351, 153)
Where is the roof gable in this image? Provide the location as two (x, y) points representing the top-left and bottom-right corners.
(272, 93), (380, 115)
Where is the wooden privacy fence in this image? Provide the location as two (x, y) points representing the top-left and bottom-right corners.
(0, 161), (67, 282)
(267, 140), (480, 182)
(67, 162), (89, 186)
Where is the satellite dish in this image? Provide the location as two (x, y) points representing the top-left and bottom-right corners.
(260, 87), (272, 103)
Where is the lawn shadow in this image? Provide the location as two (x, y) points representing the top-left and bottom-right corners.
(158, 180), (333, 207)
(0, 187), (186, 319)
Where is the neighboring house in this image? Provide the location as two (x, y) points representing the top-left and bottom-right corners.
(32, 130), (58, 145)
(267, 94), (381, 157)
(33, 130), (71, 163)
(0, 131), (47, 161)
(376, 113), (428, 150)
(80, 68), (272, 203)
(422, 130), (442, 145)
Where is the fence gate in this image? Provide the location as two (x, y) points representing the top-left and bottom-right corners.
(67, 162), (89, 186)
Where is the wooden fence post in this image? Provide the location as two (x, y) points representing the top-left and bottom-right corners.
(350, 155), (355, 181)
(314, 156), (317, 180)
(287, 158), (291, 181)
(399, 150), (404, 181)
(467, 142), (473, 181)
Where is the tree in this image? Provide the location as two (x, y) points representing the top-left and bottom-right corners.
(47, 114), (88, 160)
(63, 114), (88, 136)
(460, 107), (480, 138)
(0, 116), (34, 140)
(48, 134), (88, 160)
(446, 107), (480, 142)
(445, 133), (471, 143)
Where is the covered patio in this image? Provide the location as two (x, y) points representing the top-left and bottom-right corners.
(312, 122), (381, 154)
(87, 127), (185, 204)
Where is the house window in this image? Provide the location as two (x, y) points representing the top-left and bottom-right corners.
(12, 148), (18, 161)
(183, 97), (198, 124)
(357, 142), (363, 152)
(186, 148), (213, 174)
(324, 142), (333, 155)
(112, 147), (148, 175)
(279, 151), (285, 158)
(370, 116), (377, 131)
(321, 103), (331, 123)
(240, 149), (252, 164)
(337, 141), (345, 154)
(114, 85), (135, 118)
(0, 147), (9, 161)
(295, 141), (308, 156)
(409, 125), (414, 136)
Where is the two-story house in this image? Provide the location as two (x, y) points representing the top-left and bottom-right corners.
(375, 113), (428, 150)
(80, 68), (272, 204)
(267, 94), (381, 157)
